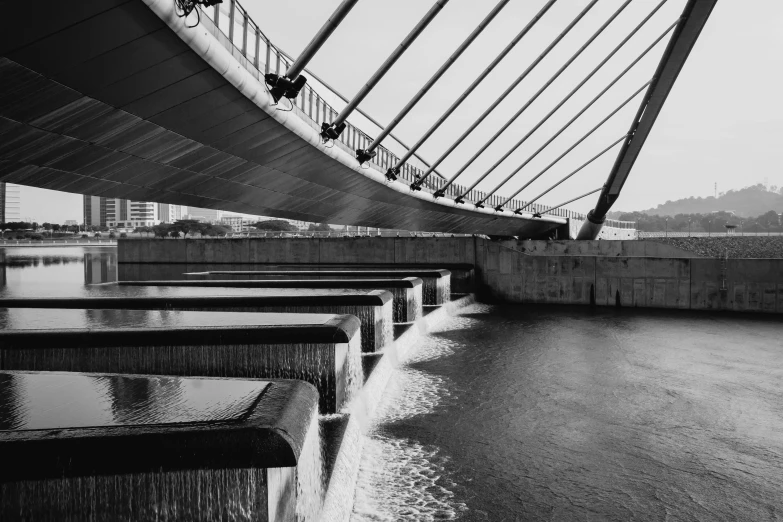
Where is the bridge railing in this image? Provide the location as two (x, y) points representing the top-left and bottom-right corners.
(196, 1), (635, 228)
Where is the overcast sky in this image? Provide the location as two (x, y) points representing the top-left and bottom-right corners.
(18, 0), (782, 222)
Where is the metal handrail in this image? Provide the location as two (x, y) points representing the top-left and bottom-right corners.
(195, 1), (636, 229)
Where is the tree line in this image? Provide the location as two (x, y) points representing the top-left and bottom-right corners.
(134, 220), (233, 238)
(615, 210), (782, 233)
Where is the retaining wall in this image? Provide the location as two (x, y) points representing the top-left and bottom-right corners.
(479, 242), (782, 313)
(501, 239), (699, 258)
(119, 239), (783, 313)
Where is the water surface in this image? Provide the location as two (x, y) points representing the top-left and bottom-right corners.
(353, 304), (783, 521)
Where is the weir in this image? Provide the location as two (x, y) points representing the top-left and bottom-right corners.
(0, 311), (363, 414)
(119, 278), (425, 323)
(118, 238), (783, 314)
(185, 269), (451, 306)
(0, 371), (321, 522)
(0, 292), (394, 353)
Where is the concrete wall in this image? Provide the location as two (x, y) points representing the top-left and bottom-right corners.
(120, 239), (782, 313)
(478, 242), (782, 314)
(500, 239), (699, 258)
(119, 238), (478, 265)
(118, 238), (695, 265)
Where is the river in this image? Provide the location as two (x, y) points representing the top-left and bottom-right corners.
(2, 246), (782, 521)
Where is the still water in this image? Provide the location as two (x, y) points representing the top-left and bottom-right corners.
(3, 246), (782, 520)
(0, 247), (375, 298)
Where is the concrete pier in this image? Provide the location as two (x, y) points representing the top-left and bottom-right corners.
(0, 371), (319, 522)
(185, 269), (451, 305)
(0, 311), (362, 413)
(119, 278), (424, 323)
(0, 292), (393, 353)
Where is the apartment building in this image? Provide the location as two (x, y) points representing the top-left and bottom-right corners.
(186, 207), (222, 223)
(1, 182), (22, 223)
(84, 196), (183, 229)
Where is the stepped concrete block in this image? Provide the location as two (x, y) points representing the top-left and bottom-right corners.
(0, 291), (393, 353)
(0, 312), (362, 413)
(186, 269), (451, 306)
(0, 371), (320, 522)
(119, 278), (424, 323)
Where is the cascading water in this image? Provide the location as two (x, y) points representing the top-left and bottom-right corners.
(297, 412), (325, 522)
(349, 328), (471, 521)
(1, 339), (364, 414)
(387, 288), (408, 323)
(408, 285), (423, 321)
(1, 467), (269, 521)
(376, 300), (394, 352)
(193, 305), (387, 354)
(341, 334), (363, 411)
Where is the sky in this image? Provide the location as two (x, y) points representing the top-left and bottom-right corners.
(16, 0), (783, 222)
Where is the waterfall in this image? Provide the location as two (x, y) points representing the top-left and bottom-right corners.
(296, 412), (325, 522)
(1, 468), (268, 521)
(0, 339), (363, 415)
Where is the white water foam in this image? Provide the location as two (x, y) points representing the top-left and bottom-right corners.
(348, 304), (491, 521)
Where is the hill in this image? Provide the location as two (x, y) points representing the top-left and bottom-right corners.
(610, 184), (783, 218)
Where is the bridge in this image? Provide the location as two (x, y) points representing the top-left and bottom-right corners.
(0, 0), (716, 238)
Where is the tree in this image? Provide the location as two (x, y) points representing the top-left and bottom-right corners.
(253, 219), (296, 232)
(201, 224), (232, 237)
(134, 226), (152, 237)
(760, 210), (780, 228)
(308, 223), (331, 231)
(152, 224), (171, 238)
(171, 219), (206, 238)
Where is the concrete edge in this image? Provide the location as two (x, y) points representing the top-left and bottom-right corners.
(324, 315), (362, 343)
(118, 278), (425, 288)
(188, 269), (453, 278)
(0, 292), (394, 309)
(0, 324), (354, 346)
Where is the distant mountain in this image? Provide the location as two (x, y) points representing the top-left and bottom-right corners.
(610, 184), (783, 218)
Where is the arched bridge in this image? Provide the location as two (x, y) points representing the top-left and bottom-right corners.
(0, 0), (716, 237)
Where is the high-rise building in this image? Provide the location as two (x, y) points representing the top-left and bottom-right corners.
(107, 199), (159, 228)
(84, 196), (184, 228)
(1, 183), (21, 223)
(83, 195), (108, 227)
(186, 207), (223, 223)
(220, 215), (254, 232)
(158, 203), (185, 224)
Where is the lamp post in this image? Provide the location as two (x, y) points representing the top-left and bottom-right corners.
(688, 219), (691, 237)
(665, 217), (669, 238)
(708, 220), (712, 237)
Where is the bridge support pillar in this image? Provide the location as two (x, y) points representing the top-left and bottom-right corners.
(576, 210), (605, 240)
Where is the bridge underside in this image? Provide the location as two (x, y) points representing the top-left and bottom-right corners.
(0, 0), (566, 237)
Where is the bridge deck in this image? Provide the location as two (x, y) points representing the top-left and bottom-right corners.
(0, 0), (578, 237)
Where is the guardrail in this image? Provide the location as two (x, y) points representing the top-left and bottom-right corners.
(194, 1), (636, 230)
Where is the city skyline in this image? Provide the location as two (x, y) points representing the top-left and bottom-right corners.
(6, 174), (780, 225)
